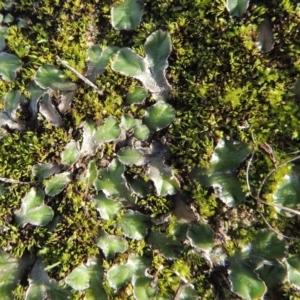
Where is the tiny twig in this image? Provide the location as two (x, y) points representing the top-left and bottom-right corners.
(254, 152), (300, 217)
(246, 152), (255, 198)
(246, 138), (300, 239)
(0, 177), (34, 184)
(259, 142), (278, 169)
(173, 282), (190, 300)
(257, 154), (300, 199)
(258, 210), (300, 241)
(286, 149), (300, 155)
(56, 56), (103, 95)
(256, 198), (300, 217)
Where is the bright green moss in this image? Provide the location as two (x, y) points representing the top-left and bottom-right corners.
(1, 0), (300, 298)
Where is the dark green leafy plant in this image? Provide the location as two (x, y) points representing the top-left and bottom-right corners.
(144, 102), (176, 131)
(0, 52), (22, 81)
(0, 90), (25, 132)
(285, 255), (300, 289)
(126, 86), (148, 105)
(96, 230), (128, 259)
(1, 0), (300, 299)
(34, 65), (77, 92)
(86, 45), (119, 82)
(228, 230), (287, 300)
(106, 254), (153, 293)
(92, 192), (122, 220)
(270, 164), (300, 217)
(111, 0), (144, 30)
(26, 259), (71, 300)
(94, 158), (135, 203)
(0, 251), (34, 298)
(14, 187), (54, 227)
(64, 256), (107, 298)
(44, 172), (71, 197)
(112, 30), (172, 101)
(226, 0), (250, 17)
(190, 138), (251, 207)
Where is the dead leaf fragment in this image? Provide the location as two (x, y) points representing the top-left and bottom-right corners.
(173, 194), (197, 223)
(39, 94), (64, 127)
(257, 15), (274, 53)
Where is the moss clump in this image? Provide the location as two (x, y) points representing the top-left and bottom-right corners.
(1, 0), (300, 298)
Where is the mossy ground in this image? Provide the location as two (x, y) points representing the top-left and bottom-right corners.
(1, 0), (300, 299)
